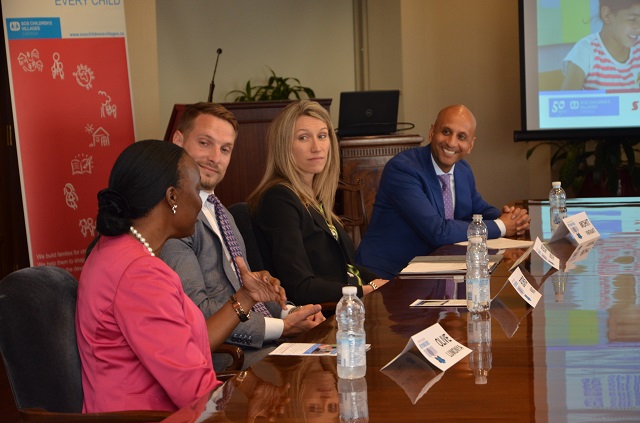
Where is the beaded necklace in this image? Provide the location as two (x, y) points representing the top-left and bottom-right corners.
(129, 226), (155, 256)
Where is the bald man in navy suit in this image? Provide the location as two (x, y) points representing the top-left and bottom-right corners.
(356, 105), (530, 279)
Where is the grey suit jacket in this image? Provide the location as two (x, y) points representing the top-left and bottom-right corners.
(160, 208), (283, 349)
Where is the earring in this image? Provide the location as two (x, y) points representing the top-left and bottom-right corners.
(172, 204), (177, 214)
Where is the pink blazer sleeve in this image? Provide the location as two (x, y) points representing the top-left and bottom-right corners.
(113, 256), (221, 408)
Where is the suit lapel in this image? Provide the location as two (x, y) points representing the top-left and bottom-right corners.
(309, 205), (336, 240)
(425, 147), (446, 219)
(453, 165), (473, 219)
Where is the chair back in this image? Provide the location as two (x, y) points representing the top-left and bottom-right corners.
(227, 202), (265, 271)
(337, 179), (368, 248)
(0, 266), (83, 412)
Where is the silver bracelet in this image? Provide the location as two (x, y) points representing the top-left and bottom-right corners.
(369, 281), (378, 290)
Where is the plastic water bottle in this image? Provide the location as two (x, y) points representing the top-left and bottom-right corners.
(466, 236), (490, 312)
(467, 311), (492, 385)
(467, 214), (488, 243)
(549, 181), (567, 233)
(338, 377), (369, 422)
(467, 214), (489, 263)
(336, 286), (366, 379)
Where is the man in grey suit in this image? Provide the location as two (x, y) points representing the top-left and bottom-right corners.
(160, 102), (324, 371)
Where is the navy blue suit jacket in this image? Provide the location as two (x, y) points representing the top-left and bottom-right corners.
(356, 144), (501, 278)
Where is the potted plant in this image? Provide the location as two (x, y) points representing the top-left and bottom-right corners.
(226, 68), (315, 102)
(526, 138), (640, 197)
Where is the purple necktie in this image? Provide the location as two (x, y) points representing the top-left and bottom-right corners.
(444, 279), (455, 299)
(438, 174), (454, 220)
(207, 194), (271, 318)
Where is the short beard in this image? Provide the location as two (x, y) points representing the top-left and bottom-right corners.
(199, 179), (217, 192)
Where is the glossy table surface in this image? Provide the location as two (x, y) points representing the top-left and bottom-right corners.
(163, 198), (640, 422)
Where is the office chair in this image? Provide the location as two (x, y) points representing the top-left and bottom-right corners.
(337, 179), (368, 249)
(0, 266), (235, 422)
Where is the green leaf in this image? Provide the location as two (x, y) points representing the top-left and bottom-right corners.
(225, 66), (315, 101)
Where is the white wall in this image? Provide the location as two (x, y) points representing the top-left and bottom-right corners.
(124, 0), (160, 140)
(125, 0), (550, 206)
(155, 0), (355, 131)
(396, 0), (548, 206)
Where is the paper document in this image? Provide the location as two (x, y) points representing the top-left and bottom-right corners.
(269, 343), (371, 356)
(400, 255), (502, 275)
(456, 238), (534, 249)
(410, 299), (467, 308)
(401, 262), (467, 274)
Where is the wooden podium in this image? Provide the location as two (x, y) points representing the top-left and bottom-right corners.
(339, 133), (424, 245)
(164, 99), (332, 206)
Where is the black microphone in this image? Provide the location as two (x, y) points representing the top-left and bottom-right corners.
(207, 48), (223, 102)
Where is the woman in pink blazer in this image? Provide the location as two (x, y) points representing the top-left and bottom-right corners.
(76, 140), (286, 412)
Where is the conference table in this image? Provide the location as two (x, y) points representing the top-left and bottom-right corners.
(162, 198), (640, 422)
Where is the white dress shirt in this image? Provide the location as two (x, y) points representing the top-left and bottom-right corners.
(199, 190), (292, 341)
(431, 156), (506, 236)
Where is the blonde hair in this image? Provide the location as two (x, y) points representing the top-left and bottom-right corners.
(248, 100), (340, 223)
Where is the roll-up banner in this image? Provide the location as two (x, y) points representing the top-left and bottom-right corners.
(2, 0), (134, 278)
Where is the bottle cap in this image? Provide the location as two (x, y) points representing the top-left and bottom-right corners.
(552, 181), (561, 187)
(472, 214), (483, 220)
(342, 286), (357, 295)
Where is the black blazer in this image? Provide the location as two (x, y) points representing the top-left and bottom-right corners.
(252, 184), (378, 305)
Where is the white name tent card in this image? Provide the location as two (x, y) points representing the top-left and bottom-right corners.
(549, 211), (600, 244)
(381, 323), (471, 372)
(508, 267), (542, 308)
(508, 243), (535, 272)
(533, 237), (561, 270)
(534, 226), (599, 272)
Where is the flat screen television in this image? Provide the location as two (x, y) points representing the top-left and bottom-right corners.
(515, 0), (640, 141)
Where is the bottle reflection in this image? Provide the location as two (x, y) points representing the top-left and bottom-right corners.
(552, 270), (568, 302)
(338, 377), (369, 422)
(467, 311), (492, 385)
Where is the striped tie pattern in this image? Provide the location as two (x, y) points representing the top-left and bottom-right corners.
(207, 194), (272, 317)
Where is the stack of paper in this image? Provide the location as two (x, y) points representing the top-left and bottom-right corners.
(400, 255), (503, 275)
(455, 238), (534, 249)
(269, 343), (371, 356)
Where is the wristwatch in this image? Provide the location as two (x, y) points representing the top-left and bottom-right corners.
(229, 294), (251, 322)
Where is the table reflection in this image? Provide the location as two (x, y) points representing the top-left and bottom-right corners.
(531, 236), (640, 420)
(164, 198), (640, 422)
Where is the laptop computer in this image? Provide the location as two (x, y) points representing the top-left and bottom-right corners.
(337, 90), (400, 137)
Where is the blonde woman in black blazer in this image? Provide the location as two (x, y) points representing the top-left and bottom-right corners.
(248, 100), (388, 305)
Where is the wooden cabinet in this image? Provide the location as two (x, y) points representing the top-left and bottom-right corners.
(339, 134), (423, 246)
(164, 99), (332, 207)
